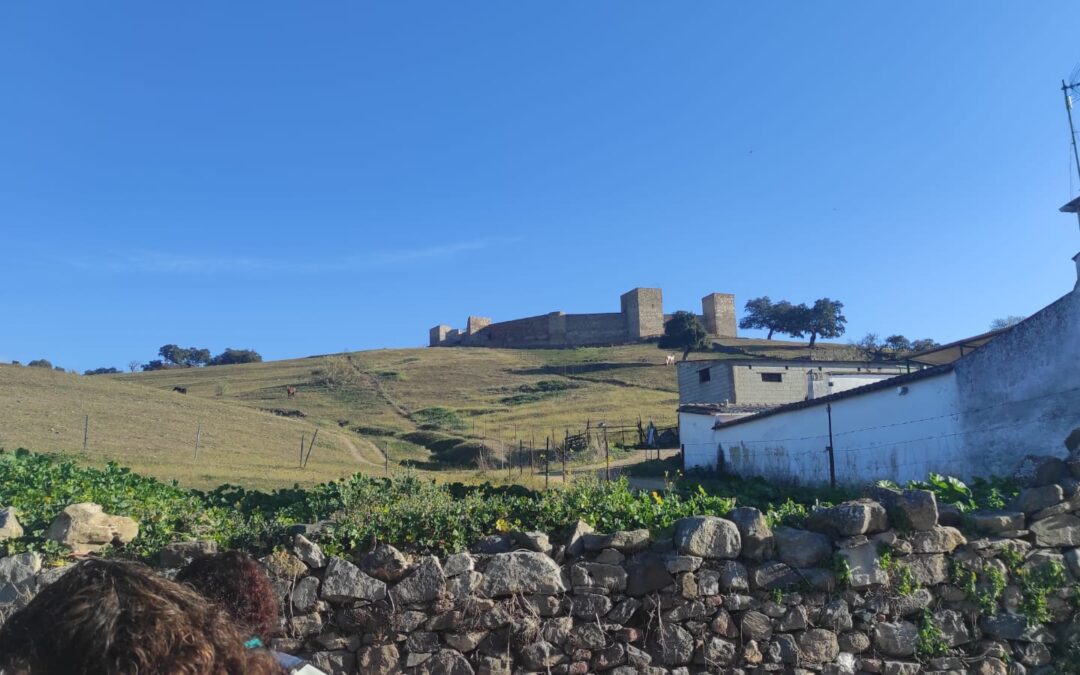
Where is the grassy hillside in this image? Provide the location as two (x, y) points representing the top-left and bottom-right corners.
(1, 338), (854, 489)
(0, 364), (360, 490)
(117, 344), (684, 467)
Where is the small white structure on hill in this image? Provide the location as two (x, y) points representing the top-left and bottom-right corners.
(680, 248), (1080, 486)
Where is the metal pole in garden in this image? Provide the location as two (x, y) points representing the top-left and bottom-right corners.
(603, 424), (610, 482)
(544, 437), (550, 490)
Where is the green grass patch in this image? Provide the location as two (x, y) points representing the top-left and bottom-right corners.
(413, 406), (468, 431)
(352, 425), (399, 437)
(500, 379), (580, 406)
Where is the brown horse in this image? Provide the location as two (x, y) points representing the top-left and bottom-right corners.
(286, 386), (297, 398)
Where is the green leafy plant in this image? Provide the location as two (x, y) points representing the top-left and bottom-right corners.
(1017, 561), (1066, 625)
(893, 562), (917, 596)
(915, 609), (950, 658)
(832, 553), (852, 589)
(952, 561), (1005, 616)
(999, 545), (1025, 572)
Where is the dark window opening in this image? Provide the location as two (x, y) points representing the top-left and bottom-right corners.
(698, 368), (711, 383)
(760, 372), (783, 383)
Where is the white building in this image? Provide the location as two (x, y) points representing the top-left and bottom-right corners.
(679, 251), (1080, 486)
(676, 359), (910, 407)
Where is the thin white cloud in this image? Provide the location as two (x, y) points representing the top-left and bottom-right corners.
(74, 238), (519, 275)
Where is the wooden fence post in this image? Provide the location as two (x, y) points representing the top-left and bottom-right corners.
(302, 429), (319, 469)
(193, 422), (202, 460)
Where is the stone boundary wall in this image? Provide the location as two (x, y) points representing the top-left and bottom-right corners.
(5, 455), (1080, 675)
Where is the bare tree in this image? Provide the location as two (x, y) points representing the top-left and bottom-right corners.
(128, 360), (142, 373)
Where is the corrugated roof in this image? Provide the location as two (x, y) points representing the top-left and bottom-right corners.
(677, 403), (779, 416)
(902, 328), (1010, 367)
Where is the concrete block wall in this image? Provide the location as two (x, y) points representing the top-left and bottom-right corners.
(678, 361), (910, 406)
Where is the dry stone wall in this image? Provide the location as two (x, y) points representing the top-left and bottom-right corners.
(7, 456), (1080, 674)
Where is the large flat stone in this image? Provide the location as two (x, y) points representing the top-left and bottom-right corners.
(390, 555), (445, 605)
(321, 557), (387, 602)
(728, 507), (773, 560)
(1030, 514), (1080, 547)
(480, 551), (566, 597)
(836, 542), (886, 589)
(808, 500), (888, 537)
(673, 516), (741, 559)
(774, 526), (832, 567)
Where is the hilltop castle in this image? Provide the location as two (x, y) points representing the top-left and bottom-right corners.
(429, 288), (736, 348)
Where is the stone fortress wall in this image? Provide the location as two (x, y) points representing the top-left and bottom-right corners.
(430, 288), (737, 348)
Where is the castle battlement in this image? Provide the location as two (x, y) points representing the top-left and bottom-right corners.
(429, 288), (736, 348)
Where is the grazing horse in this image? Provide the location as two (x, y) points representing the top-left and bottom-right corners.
(286, 386), (298, 398)
(664, 354), (677, 366)
(172, 386), (187, 394)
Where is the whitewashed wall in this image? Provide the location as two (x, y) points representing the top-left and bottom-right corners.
(953, 288), (1080, 472)
(682, 283), (1080, 486)
(683, 370), (965, 485)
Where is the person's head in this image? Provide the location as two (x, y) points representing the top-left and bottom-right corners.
(175, 550), (279, 642)
(0, 558), (281, 675)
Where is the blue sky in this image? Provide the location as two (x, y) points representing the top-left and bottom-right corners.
(3, 2), (1079, 371)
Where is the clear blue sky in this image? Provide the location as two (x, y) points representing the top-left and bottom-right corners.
(3, 2), (1079, 371)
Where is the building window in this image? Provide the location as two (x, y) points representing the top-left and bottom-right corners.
(760, 372), (783, 383)
(698, 368), (711, 383)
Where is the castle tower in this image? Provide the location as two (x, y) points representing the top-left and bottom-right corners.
(620, 288), (664, 340)
(466, 316), (492, 335)
(702, 293), (737, 337)
(429, 325), (451, 346)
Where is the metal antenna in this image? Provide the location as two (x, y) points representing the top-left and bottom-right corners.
(1062, 78), (1080, 189)
(1062, 71), (1080, 232)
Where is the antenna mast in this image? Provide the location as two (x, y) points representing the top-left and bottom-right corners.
(1063, 79), (1080, 190)
(1063, 77), (1080, 232)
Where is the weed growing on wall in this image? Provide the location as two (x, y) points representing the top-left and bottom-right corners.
(915, 609), (950, 658)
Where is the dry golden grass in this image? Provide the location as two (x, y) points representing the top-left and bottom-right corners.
(2, 337), (845, 489)
(0, 364), (363, 490)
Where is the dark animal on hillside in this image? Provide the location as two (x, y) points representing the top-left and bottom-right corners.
(172, 386), (187, 394)
(286, 386), (297, 398)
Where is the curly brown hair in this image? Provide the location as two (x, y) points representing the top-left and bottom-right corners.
(0, 558), (282, 675)
(175, 550), (280, 641)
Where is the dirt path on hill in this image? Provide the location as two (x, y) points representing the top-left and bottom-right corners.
(336, 433), (388, 469)
(344, 356), (414, 423)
